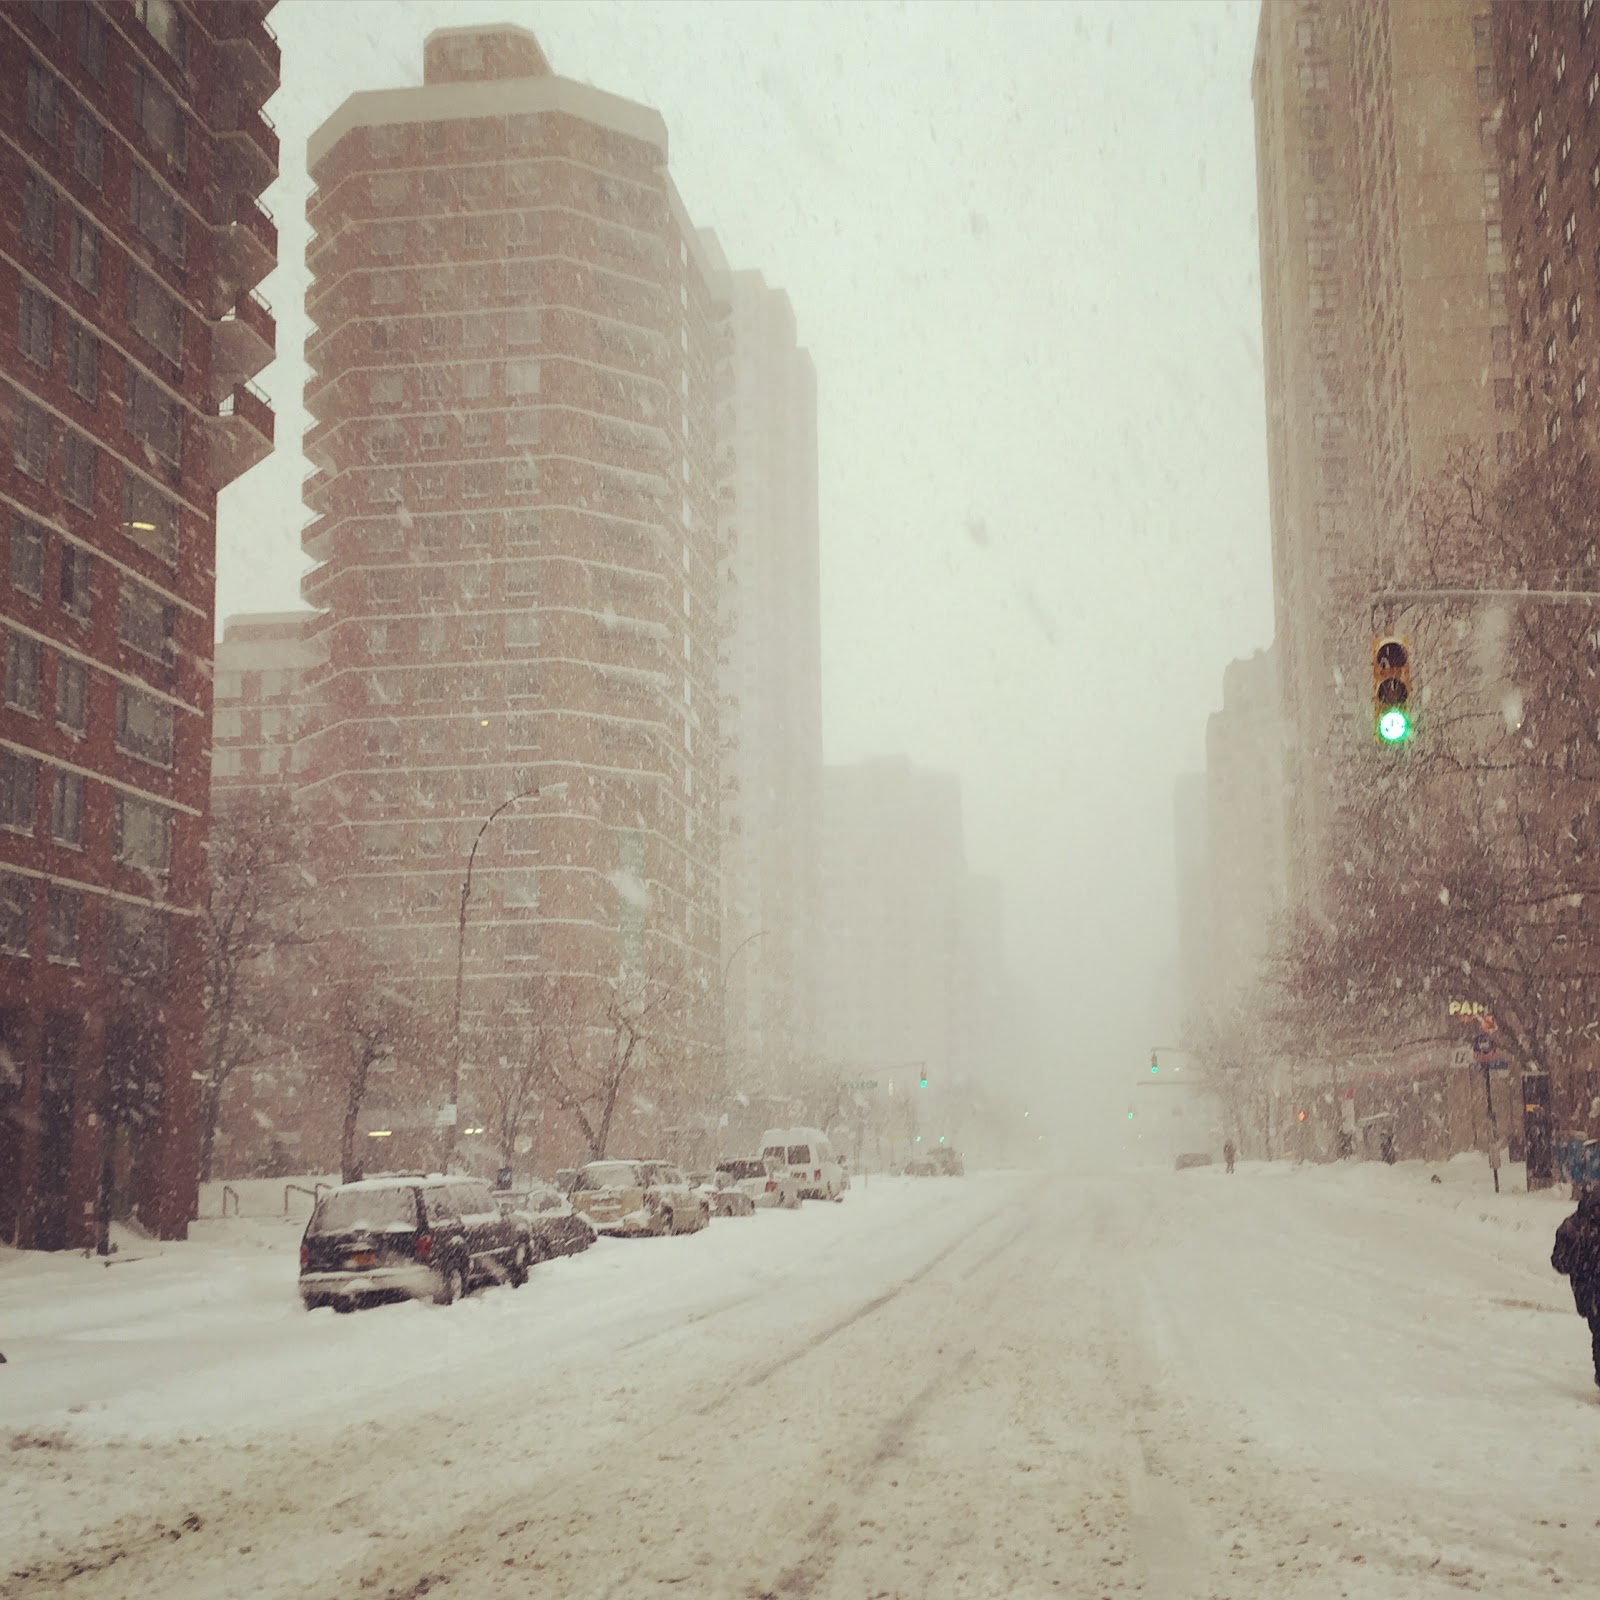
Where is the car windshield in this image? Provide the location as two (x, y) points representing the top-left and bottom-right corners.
(786, 1146), (811, 1164)
(574, 1164), (641, 1192)
(719, 1161), (766, 1179)
(310, 1188), (416, 1234)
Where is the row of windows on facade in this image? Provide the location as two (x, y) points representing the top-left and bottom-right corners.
(19, 234), (186, 370)
(360, 205), (666, 273)
(9, 514), (178, 659)
(25, 0), (189, 76)
(0, 749), (172, 871)
(22, 65), (191, 274)
(0, 867), (171, 973)
(359, 143), (660, 219)
(12, 384), (184, 519)
(4, 630), (177, 770)
(23, 3), (192, 169)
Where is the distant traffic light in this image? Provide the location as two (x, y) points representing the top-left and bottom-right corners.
(1372, 636), (1413, 744)
(1126, 1107), (1135, 1120)
(919, 1072), (928, 1088)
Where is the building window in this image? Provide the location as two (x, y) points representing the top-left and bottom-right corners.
(78, 5), (107, 80)
(0, 751), (39, 833)
(115, 686), (175, 768)
(69, 216), (101, 294)
(55, 656), (86, 734)
(508, 458), (539, 495)
(463, 465), (492, 499)
(45, 887), (78, 965)
(9, 517), (44, 600)
(370, 273), (403, 306)
(0, 873), (31, 956)
(133, 70), (186, 169)
(5, 631), (42, 716)
(506, 613), (541, 649)
(462, 414), (491, 449)
(12, 397), (51, 481)
(417, 416), (446, 451)
(74, 112), (104, 187)
(22, 171), (54, 257)
(18, 284), (52, 368)
(1557, 51), (1569, 88)
(134, 0), (188, 64)
(125, 373), (182, 465)
(1534, 107), (1545, 148)
(105, 900), (167, 979)
(50, 770), (83, 848)
(66, 321), (99, 402)
(1477, 64), (1495, 102)
(114, 796), (170, 883)
(60, 544), (92, 620)
(122, 473), (179, 565)
(1562, 131), (1576, 176)
(370, 224), (405, 258)
(1590, 69), (1600, 113)
(64, 432), (96, 512)
(117, 581), (174, 662)
(26, 58), (59, 144)
(128, 269), (184, 364)
(129, 169), (185, 266)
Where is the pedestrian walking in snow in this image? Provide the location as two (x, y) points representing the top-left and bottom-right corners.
(1551, 1188), (1600, 1390)
(1223, 1140), (1236, 1175)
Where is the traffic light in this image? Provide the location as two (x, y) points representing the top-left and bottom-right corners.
(1126, 1107), (1135, 1120)
(1150, 1052), (1159, 1075)
(1372, 636), (1413, 744)
(919, 1072), (928, 1088)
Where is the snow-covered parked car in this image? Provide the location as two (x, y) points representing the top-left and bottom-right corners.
(299, 1174), (532, 1312)
(495, 1180), (597, 1260)
(568, 1159), (710, 1237)
(691, 1168), (756, 1217)
(714, 1156), (801, 1210)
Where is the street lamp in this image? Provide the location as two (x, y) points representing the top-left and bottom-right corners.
(444, 781), (563, 1168)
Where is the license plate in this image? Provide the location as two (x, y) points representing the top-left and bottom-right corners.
(346, 1251), (376, 1268)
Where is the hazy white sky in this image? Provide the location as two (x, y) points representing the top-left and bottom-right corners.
(219, 0), (1273, 1140)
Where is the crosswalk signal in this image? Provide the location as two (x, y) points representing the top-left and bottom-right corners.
(1372, 636), (1413, 745)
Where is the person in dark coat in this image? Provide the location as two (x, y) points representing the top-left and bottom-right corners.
(1552, 1188), (1600, 1388)
(1223, 1140), (1236, 1175)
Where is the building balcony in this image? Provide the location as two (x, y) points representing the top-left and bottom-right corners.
(214, 103), (280, 204)
(211, 192), (277, 309)
(210, 289), (275, 404)
(206, 7), (281, 104)
(209, 381), (275, 487)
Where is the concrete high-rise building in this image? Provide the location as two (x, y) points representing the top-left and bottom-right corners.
(704, 245), (822, 1090)
(1252, 0), (1509, 908)
(818, 758), (966, 1089)
(1204, 648), (1286, 1003)
(1494, 1), (1600, 457)
(211, 612), (315, 798)
(290, 25), (725, 1149)
(1, 0), (279, 1248)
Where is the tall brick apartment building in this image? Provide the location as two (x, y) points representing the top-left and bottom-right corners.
(0, 0), (279, 1247)
(278, 25), (725, 1155)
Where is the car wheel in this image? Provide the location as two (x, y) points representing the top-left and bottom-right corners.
(508, 1241), (530, 1288)
(301, 1296), (324, 1313)
(333, 1297), (355, 1315)
(434, 1263), (466, 1306)
(657, 1208), (674, 1237)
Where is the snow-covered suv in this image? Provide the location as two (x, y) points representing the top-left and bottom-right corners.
(299, 1175), (532, 1311)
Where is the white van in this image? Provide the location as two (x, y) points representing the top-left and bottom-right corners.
(759, 1127), (845, 1202)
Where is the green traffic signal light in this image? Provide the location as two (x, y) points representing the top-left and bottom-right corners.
(919, 1074), (928, 1088)
(1127, 1109), (1135, 1119)
(1377, 707), (1412, 744)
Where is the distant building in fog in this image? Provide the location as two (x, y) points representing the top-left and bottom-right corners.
(212, 614), (315, 798)
(818, 757), (967, 1090)
(1204, 648), (1285, 1002)
(1172, 770), (1212, 1032)
(0, 0), (280, 1248)
(221, 24), (727, 1162)
(1252, 0), (1508, 911)
(703, 241), (823, 1090)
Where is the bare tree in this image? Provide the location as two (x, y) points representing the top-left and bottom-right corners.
(197, 792), (310, 1182)
(526, 969), (688, 1162)
(483, 1034), (544, 1174)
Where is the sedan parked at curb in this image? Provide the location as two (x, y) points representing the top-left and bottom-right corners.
(496, 1181), (597, 1260)
(714, 1156), (801, 1210)
(299, 1174), (532, 1312)
(568, 1159), (710, 1237)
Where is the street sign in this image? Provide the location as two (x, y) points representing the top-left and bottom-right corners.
(842, 1078), (879, 1092)
(1485, 1059), (1511, 1074)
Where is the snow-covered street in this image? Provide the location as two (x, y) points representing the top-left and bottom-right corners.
(3, 1164), (1599, 1600)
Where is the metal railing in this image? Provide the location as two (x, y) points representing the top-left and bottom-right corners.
(221, 1184), (240, 1218)
(283, 1182), (330, 1215)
